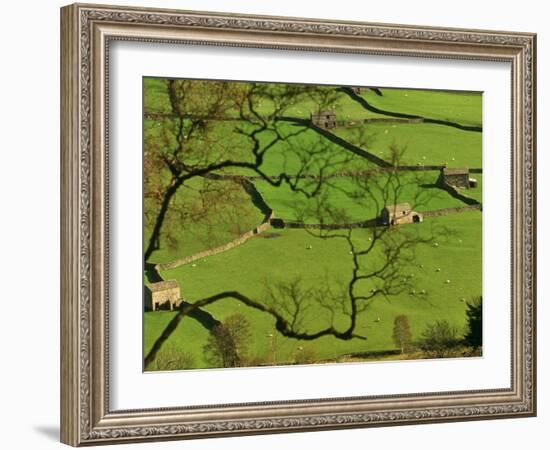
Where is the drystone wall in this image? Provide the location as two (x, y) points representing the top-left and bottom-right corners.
(422, 204), (482, 217)
(157, 214), (274, 271)
(271, 218), (378, 230)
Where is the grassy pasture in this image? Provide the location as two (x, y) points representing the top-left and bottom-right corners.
(143, 312), (211, 367)
(144, 77), (388, 121)
(283, 93), (389, 121)
(144, 79), (482, 174)
(143, 78), (483, 370)
(360, 88), (482, 127)
(230, 122), (376, 176)
(463, 174), (483, 203)
(334, 123), (482, 168)
(144, 176), (264, 266)
(143, 78), (482, 127)
(254, 171), (469, 223)
(145, 212), (482, 368)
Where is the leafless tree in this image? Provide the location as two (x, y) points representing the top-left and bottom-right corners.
(393, 315), (413, 354)
(420, 320), (461, 358)
(144, 79), (352, 261)
(143, 80), (442, 369)
(203, 314), (252, 368)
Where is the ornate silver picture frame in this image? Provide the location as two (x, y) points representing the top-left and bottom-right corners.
(60, 3), (536, 446)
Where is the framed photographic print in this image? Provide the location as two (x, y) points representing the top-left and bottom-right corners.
(60, 3), (536, 446)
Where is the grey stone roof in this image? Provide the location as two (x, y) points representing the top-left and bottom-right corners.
(443, 167), (469, 175)
(147, 279), (179, 292)
(311, 110), (336, 118)
(383, 203), (411, 213)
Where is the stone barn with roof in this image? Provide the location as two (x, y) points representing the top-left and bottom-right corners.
(380, 203), (423, 226)
(145, 279), (182, 311)
(310, 111), (337, 129)
(441, 168), (470, 189)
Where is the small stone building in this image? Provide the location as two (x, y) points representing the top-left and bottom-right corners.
(145, 279), (182, 311)
(380, 203), (423, 226)
(311, 111), (337, 129)
(441, 168), (470, 189)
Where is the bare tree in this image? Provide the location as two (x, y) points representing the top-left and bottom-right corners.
(144, 157), (438, 367)
(392, 315), (413, 354)
(143, 80), (442, 368)
(203, 314), (252, 368)
(144, 79), (353, 262)
(420, 320), (461, 358)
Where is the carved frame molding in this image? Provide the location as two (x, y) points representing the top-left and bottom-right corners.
(61, 3), (536, 446)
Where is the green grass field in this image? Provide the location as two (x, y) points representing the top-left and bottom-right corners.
(334, 123), (482, 168)
(143, 78), (483, 370)
(463, 174), (483, 203)
(146, 212), (481, 368)
(144, 77), (389, 121)
(144, 176), (265, 265)
(360, 88), (482, 127)
(254, 171), (472, 222)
